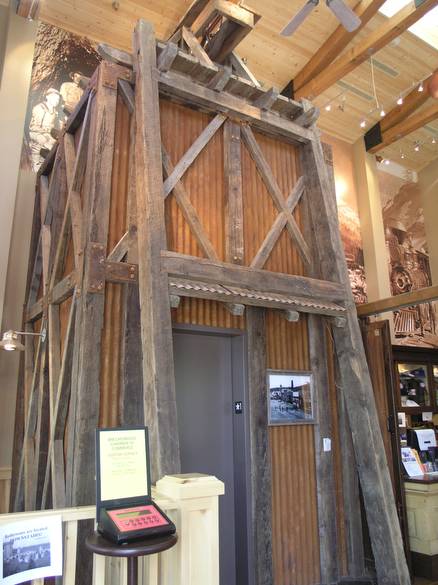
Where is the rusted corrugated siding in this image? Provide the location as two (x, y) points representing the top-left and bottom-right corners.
(99, 95), (130, 427)
(160, 99), (322, 585)
(266, 310), (320, 585)
(160, 99), (244, 330)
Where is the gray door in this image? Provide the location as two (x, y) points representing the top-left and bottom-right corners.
(173, 330), (249, 585)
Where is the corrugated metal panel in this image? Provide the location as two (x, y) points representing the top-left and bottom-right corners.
(267, 310), (320, 585)
(99, 95), (130, 428)
(160, 99), (243, 330)
(160, 99), (322, 585)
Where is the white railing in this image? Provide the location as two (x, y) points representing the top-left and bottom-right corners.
(0, 474), (224, 585)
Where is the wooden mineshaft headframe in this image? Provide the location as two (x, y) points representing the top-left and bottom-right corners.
(10, 16), (409, 585)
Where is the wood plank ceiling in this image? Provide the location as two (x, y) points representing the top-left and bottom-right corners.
(36, 0), (438, 171)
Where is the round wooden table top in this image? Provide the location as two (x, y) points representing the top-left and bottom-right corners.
(85, 531), (178, 558)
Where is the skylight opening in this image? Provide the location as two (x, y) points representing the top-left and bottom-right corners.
(380, 0), (438, 51)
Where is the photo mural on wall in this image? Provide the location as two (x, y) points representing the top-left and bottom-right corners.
(378, 167), (437, 348)
(323, 135), (367, 304)
(21, 23), (101, 173)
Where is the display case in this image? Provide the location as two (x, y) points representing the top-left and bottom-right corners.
(393, 347), (438, 415)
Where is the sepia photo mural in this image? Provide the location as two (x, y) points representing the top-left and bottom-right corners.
(378, 166), (437, 348)
(21, 23), (101, 173)
(324, 135), (368, 304)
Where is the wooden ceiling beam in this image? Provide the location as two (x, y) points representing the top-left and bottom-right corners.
(357, 284), (438, 317)
(295, 0), (438, 100)
(364, 72), (436, 152)
(379, 73), (435, 133)
(367, 99), (438, 153)
(291, 0), (386, 96)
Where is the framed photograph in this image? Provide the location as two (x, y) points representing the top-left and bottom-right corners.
(267, 370), (314, 425)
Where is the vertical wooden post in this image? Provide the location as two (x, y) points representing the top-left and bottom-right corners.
(133, 20), (180, 482)
(66, 63), (119, 507)
(120, 116), (144, 427)
(300, 136), (410, 585)
(224, 120), (244, 264)
(308, 315), (339, 585)
(246, 306), (273, 585)
(303, 165), (340, 584)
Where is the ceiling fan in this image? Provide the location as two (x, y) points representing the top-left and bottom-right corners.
(281, 0), (362, 36)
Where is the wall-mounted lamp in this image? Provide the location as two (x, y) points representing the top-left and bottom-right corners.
(0, 329), (46, 352)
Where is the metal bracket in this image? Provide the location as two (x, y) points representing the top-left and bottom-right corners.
(87, 242), (106, 293)
(105, 261), (138, 284)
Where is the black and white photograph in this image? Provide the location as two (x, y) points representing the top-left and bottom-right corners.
(0, 516), (62, 585)
(267, 371), (314, 425)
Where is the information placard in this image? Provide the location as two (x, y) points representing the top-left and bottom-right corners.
(98, 428), (149, 502)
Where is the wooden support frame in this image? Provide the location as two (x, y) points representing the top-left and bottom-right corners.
(11, 18), (411, 585)
(300, 134), (410, 584)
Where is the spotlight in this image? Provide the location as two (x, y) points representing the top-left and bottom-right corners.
(418, 83), (424, 92)
(400, 152), (405, 159)
(380, 109), (386, 117)
(384, 159), (390, 165)
(325, 103), (332, 112)
(397, 96), (403, 105)
(414, 142), (420, 152)
(360, 120), (366, 128)
(0, 329), (46, 352)
(432, 137), (437, 144)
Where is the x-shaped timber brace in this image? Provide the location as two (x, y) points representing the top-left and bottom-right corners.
(9, 19), (410, 585)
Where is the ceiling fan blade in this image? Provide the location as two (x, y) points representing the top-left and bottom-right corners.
(280, 0), (319, 36)
(326, 0), (361, 32)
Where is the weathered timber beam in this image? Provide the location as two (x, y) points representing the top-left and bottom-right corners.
(290, 0), (386, 95)
(157, 42), (179, 72)
(251, 176), (305, 269)
(366, 99), (438, 153)
(227, 51), (261, 87)
(169, 0), (211, 37)
(51, 272), (76, 304)
(241, 125), (311, 266)
(107, 230), (129, 262)
(163, 114), (226, 197)
(224, 120), (244, 264)
(301, 132), (410, 584)
(191, 0), (260, 63)
(246, 306), (273, 585)
(357, 284), (438, 317)
(253, 87), (279, 110)
(207, 64), (232, 90)
(26, 299), (44, 323)
(133, 20), (180, 482)
(162, 251), (345, 302)
(161, 147), (219, 261)
(96, 41), (306, 124)
(98, 43), (133, 68)
(309, 315), (339, 584)
(182, 26), (214, 67)
(158, 69), (314, 145)
(118, 79), (135, 114)
(169, 278), (344, 316)
(295, 0), (438, 100)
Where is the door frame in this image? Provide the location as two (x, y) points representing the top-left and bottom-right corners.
(172, 323), (254, 585)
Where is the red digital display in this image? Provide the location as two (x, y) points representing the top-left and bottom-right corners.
(108, 505), (169, 533)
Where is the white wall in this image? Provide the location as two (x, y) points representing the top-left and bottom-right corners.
(0, 7), (37, 468)
(419, 159), (438, 285)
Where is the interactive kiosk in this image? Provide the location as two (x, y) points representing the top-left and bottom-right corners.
(85, 427), (177, 585)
